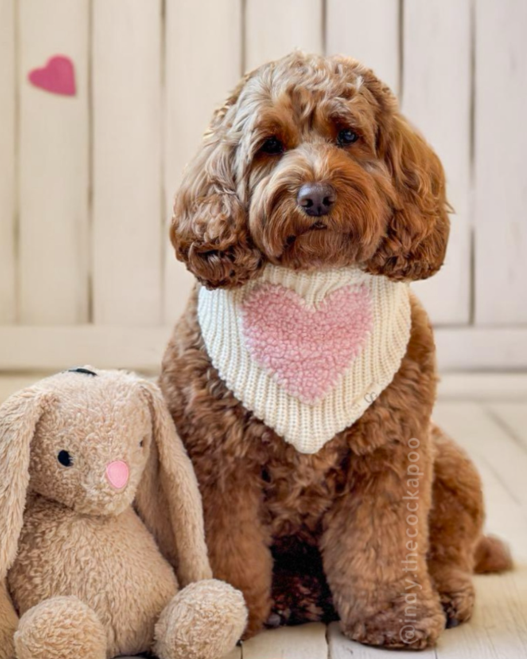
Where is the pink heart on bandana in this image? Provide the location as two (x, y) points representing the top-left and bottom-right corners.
(241, 282), (372, 404)
(28, 55), (76, 96)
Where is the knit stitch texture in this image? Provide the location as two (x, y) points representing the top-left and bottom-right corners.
(198, 265), (411, 454)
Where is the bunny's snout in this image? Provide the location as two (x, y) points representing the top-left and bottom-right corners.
(105, 460), (129, 490)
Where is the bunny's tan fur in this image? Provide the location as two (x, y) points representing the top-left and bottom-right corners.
(0, 369), (247, 659)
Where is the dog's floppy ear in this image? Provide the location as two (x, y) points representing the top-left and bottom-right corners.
(0, 387), (52, 581)
(170, 75), (263, 289)
(134, 380), (212, 587)
(367, 100), (450, 281)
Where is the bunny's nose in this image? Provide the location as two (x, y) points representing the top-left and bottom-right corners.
(106, 460), (129, 490)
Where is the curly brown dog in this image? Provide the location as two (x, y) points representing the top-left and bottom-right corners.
(160, 52), (512, 650)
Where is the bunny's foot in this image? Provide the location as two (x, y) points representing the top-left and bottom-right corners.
(154, 579), (247, 659)
(14, 596), (106, 659)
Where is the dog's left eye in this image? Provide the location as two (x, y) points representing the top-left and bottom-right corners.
(260, 137), (284, 155)
(337, 129), (359, 146)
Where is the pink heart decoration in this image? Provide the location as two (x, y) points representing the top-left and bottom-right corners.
(241, 282), (373, 404)
(28, 55), (76, 96)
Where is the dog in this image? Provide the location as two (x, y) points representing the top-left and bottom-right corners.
(160, 52), (512, 649)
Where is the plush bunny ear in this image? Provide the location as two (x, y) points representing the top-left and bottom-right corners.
(134, 380), (212, 587)
(0, 387), (51, 582)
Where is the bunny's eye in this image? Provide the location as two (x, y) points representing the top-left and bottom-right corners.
(57, 450), (73, 467)
(139, 439), (144, 448)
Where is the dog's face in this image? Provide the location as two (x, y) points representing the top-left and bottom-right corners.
(171, 52), (449, 288)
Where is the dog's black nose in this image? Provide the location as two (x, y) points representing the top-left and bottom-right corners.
(297, 182), (336, 217)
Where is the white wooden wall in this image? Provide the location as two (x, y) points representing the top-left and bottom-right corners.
(0, 0), (525, 372)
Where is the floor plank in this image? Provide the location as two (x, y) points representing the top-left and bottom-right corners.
(435, 401), (526, 560)
(434, 402), (526, 510)
(242, 623), (328, 659)
(435, 569), (527, 659)
(473, 455), (525, 561)
(486, 402), (527, 448)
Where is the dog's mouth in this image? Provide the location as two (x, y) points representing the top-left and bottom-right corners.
(286, 221), (328, 246)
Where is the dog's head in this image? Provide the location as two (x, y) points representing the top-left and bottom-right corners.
(171, 52), (450, 288)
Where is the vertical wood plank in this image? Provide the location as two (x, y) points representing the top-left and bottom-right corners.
(326, 0), (400, 94)
(92, 0), (162, 326)
(244, 0), (323, 71)
(402, 0), (472, 325)
(0, 0), (16, 324)
(474, 0), (527, 325)
(163, 0), (242, 324)
(18, 0), (89, 324)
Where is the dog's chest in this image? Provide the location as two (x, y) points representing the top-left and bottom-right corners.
(260, 438), (352, 538)
(9, 498), (178, 656)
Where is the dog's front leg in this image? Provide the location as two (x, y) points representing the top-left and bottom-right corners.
(321, 438), (445, 649)
(200, 466), (273, 638)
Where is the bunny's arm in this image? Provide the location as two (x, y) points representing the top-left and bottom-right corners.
(0, 579), (18, 659)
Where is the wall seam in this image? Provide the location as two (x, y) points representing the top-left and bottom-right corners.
(469, 0), (476, 326)
(86, 0), (94, 325)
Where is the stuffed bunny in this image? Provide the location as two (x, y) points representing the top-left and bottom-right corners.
(0, 368), (247, 659)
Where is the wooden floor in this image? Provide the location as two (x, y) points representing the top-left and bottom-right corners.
(0, 374), (525, 658)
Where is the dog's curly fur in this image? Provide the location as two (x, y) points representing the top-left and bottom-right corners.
(160, 52), (512, 649)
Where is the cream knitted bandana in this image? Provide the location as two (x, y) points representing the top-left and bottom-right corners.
(198, 265), (411, 454)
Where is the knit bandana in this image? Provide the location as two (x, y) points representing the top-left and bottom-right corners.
(198, 265), (411, 454)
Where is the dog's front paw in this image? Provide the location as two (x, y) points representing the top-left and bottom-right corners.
(440, 580), (475, 628)
(431, 567), (476, 628)
(342, 597), (445, 650)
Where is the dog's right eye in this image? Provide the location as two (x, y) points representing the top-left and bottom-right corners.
(259, 137), (284, 155)
(57, 450), (73, 467)
(337, 128), (359, 146)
